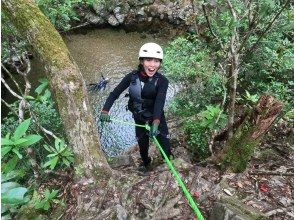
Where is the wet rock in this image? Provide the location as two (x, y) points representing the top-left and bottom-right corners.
(85, 12), (105, 25)
(108, 15), (120, 26)
(116, 204), (128, 220)
(114, 7), (126, 24)
(92, 3), (108, 19)
(83, 0), (201, 36)
(210, 196), (267, 220)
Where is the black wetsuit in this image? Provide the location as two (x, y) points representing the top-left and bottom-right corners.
(102, 70), (172, 165)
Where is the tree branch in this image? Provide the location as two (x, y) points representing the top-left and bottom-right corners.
(237, 0), (259, 54)
(249, 170), (294, 176)
(1, 77), (23, 99)
(1, 63), (24, 96)
(202, 2), (224, 49)
(226, 0), (240, 139)
(1, 98), (19, 117)
(247, 0), (290, 55)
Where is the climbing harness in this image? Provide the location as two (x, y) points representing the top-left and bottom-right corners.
(126, 71), (158, 122)
(103, 116), (205, 220)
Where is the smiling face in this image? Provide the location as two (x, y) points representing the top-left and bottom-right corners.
(141, 58), (161, 77)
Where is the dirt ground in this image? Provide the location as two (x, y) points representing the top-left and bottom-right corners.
(46, 118), (293, 220)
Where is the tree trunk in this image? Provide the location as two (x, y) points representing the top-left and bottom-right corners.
(226, 0), (239, 139)
(217, 94), (283, 172)
(2, 0), (112, 179)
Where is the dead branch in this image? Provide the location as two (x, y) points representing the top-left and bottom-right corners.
(1, 98), (19, 117)
(15, 52), (31, 121)
(265, 206), (294, 217)
(249, 171), (294, 176)
(59, 22), (90, 34)
(1, 63), (24, 96)
(1, 77), (23, 100)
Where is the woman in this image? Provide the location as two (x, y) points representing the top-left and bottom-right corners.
(100, 42), (172, 172)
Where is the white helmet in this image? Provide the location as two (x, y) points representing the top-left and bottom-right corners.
(138, 42), (163, 60)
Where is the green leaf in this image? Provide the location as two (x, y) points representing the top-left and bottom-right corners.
(1, 146), (12, 158)
(63, 158), (70, 166)
(50, 157), (59, 170)
(43, 159), (53, 168)
(1, 182), (20, 194)
(44, 188), (50, 198)
(43, 201), (50, 211)
(1, 138), (14, 146)
(12, 119), (31, 140)
(38, 78), (48, 84)
(43, 144), (54, 153)
(14, 138), (29, 146)
(55, 138), (62, 151)
(1, 187), (28, 205)
(48, 190), (59, 199)
(35, 200), (46, 209)
(3, 155), (19, 173)
(35, 80), (48, 95)
(63, 157), (73, 166)
(43, 89), (51, 99)
(12, 148), (23, 159)
(1, 171), (19, 183)
(21, 135), (42, 147)
(24, 95), (35, 100)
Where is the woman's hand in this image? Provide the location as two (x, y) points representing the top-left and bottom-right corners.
(149, 120), (160, 137)
(99, 111), (111, 122)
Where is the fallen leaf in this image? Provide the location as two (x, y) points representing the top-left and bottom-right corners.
(259, 182), (268, 192)
(223, 189), (233, 196)
(192, 191), (200, 198)
(236, 182), (243, 188)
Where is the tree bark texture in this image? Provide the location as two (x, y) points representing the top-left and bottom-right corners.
(2, 0), (112, 178)
(218, 94), (283, 172)
(226, 0), (239, 140)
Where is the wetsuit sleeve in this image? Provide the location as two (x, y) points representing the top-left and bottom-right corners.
(102, 73), (131, 112)
(153, 76), (169, 121)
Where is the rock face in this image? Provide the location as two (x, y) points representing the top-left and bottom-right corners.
(81, 0), (212, 34)
(210, 200), (266, 220)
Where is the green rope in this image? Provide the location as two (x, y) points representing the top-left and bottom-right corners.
(108, 116), (204, 219)
(110, 118), (147, 128)
(152, 136), (204, 220)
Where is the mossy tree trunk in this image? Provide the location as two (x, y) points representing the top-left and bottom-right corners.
(217, 94), (283, 172)
(2, 0), (112, 179)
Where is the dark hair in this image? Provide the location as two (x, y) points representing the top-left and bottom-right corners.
(137, 63), (144, 71)
(137, 58), (162, 71)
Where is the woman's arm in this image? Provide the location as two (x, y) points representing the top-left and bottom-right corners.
(152, 75), (169, 122)
(102, 73), (132, 112)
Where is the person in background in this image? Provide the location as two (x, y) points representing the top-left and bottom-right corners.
(100, 42), (173, 172)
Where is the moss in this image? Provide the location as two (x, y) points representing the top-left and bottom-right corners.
(16, 204), (48, 220)
(3, 0), (73, 70)
(220, 196), (267, 220)
(258, 148), (281, 162)
(221, 118), (260, 172)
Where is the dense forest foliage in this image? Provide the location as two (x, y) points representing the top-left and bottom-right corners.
(1, 0), (293, 219)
